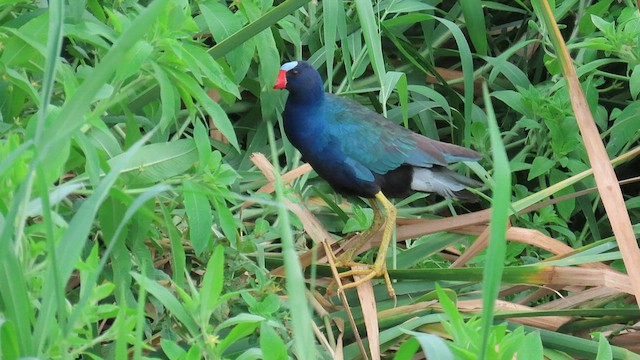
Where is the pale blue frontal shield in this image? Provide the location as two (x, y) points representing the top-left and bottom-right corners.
(281, 61), (299, 71)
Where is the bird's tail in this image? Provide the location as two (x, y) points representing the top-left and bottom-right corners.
(411, 166), (481, 201)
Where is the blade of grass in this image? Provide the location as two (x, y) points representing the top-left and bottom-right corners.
(208, 0), (309, 59)
(266, 124), (316, 358)
(479, 82), (512, 360)
(0, 0), (64, 354)
(459, 0), (488, 56)
(323, 0), (339, 91)
(354, 0), (385, 85)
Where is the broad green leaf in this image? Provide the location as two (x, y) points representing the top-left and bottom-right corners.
(486, 57), (532, 89)
(578, 0), (614, 35)
(208, 0), (308, 60)
(107, 139), (198, 184)
(185, 344), (202, 360)
(606, 101), (640, 155)
(380, 71), (408, 122)
(590, 15), (615, 37)
(4, 69), (40, 107)
(217, 313), (265, 332)
(323, 0), (339, 88)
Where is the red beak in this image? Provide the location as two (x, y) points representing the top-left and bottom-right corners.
(273, 70), (287, 89)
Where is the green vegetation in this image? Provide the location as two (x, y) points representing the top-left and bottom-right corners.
(0, 0), (639, 359)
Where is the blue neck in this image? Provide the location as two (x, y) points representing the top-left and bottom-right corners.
(283, 94), (327, 156)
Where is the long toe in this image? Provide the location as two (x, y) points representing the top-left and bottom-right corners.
(337, 263), (395, 298)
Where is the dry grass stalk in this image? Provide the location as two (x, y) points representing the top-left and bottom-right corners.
(530, 267), (632, 294)
(353, 265), (381, 360)
(535, 286), (624, 310)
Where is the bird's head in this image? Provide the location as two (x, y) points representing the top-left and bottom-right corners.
(273, 61), (324, 99)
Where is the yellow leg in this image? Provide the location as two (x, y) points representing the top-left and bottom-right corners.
(334, 199), (384, 264)
(333, 191), (397, 297)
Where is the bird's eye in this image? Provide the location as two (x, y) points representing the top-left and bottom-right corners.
(291, 70), (299, 75)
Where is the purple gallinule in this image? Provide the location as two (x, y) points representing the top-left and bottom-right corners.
(274, 61), (481, 296)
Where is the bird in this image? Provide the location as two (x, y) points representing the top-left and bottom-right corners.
(273, 60), (481, 296)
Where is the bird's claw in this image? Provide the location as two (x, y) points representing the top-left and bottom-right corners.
(330, 262), (396, 298)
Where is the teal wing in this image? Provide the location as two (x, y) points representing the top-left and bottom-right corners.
(324, 94), (461, 181)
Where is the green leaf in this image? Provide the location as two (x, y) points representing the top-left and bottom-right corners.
(260, 322), (288, 360)
(355, 0), (385, 82)
(606, 101), (640, 155)
(183, 180), (213, 256)
(527, 156), (556, 180)
(213, 196), (238, 247)
(401, 329), (454, 360)
(199, 1), (254, 83)
(169, 68), (239, 150)
(480, 83), (511, 359)
(492, 90), (531, 116)
(107, 139), (198, 184)
(200, 245), (224, 320)
(180, 42), (240, 98)
(131, 272), (199, 335)
(578, 0), (614, 35)
(193, 120), (212, 174)
(0, 12), (48, 67)
(152, 63), (180, 131)
(114, 40), (154, 82)
(216, 314), (264, 353)
(208, 0), (309, 60)
(590, 15), (615, 38)
(185, 344), (202, 360)
(160, 339), (187, 360)
(460, 0), (488, 55)
(0, 319), (21, 360)
(238, 0), (279, 118)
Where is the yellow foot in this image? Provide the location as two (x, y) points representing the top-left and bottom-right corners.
(339, 263), (395, 298)
(325, 254), (395, 298)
